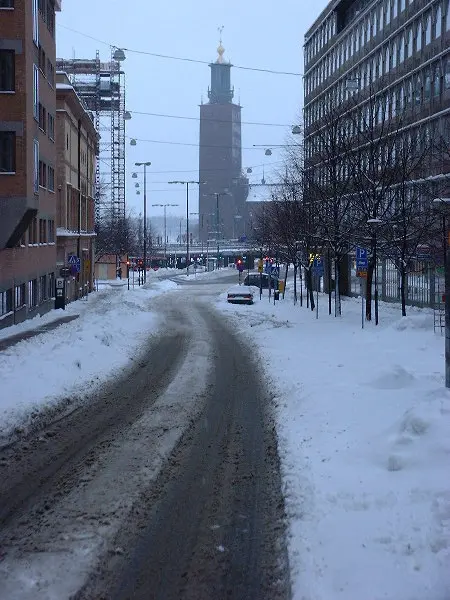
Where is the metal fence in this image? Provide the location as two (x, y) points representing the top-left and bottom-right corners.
(349, 257), (444, 309)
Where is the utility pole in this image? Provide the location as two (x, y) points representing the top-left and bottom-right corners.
(153, 203), (179, 266)
(168, 181), (205, 275)
(135, 161), (151, 283)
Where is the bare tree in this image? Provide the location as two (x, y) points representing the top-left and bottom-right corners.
(378, 126), (436, 316)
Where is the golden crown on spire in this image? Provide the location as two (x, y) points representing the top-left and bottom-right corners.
(216, 25), (225, 63)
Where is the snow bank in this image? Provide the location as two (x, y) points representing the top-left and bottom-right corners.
(0, 281), (177, 439)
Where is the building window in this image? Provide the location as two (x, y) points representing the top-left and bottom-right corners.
(425, 14), (432, 45)
(48, 219), (55, 243)
(38, 103), (47, 132)
(0, 131), (15, 173)
(48, 113), (54, 140)
(33, 139), (39, 192)
(0, 50), (14, 91)
(0, 289), (13, 317)
(435, 6), (442, 38)
(33, 64), (39, 120)
(0, 0), (14, 7)
(28, 279), (38, 308)
(434, 66), (442, 96)
(39, 218), (46, 243)
(39, 275), (47, 303)
(38, 45), (46, 73)
(416, 21), (423, 52)
(32, 0), (38, 45)
(46, 0), (55, 37)
(47, 59), (54, 87)
(445, 60), (450, 89)
(47, 165), (54, 191)
(15, 283), (25, 308)
(391, 41), (397, 68)
(29, 217), (37, 244)
(39, 160), (47, 188)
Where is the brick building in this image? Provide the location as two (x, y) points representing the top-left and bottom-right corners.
(55, 72), (98, 302)
(0, 0), (61, 328)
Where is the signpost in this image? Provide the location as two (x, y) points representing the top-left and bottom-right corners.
(356, 247), (368, 329)
(312, 257), (324, 319)
(68, 254), (81, 275)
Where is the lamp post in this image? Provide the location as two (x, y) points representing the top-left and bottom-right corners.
(433, 198), (450, 387)
(135, 161), (151, 283)
(152, 203), (179, 265)
(168, 181), (205, 275)
(367, 217), (382, 326)
(203, 192), (230, 268)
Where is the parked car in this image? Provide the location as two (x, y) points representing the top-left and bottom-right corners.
(243, 272), (279, 290)
(227, 285), (254, 305)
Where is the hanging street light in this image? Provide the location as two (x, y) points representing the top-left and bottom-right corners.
(113, 48), (126, 61)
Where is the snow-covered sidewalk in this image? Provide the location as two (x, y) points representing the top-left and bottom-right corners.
(0, 279), (178, 439)
(218, 288), (450, 600)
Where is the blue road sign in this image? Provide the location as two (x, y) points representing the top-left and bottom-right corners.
(312, 257), (324, 277)
(68, 255), (81, 273)
(356, 247), (368, 269)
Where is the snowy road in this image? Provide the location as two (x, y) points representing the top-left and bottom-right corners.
(0, 282), (290, 599)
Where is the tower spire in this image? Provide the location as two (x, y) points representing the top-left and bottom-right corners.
(208, 26), (234, 103)
(217, 25), (225, 64)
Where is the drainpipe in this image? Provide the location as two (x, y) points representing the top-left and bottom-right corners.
(77, 119), (82, 298)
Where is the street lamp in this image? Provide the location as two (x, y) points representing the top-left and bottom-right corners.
(367, 217), (382, 326)
(135, 161), (151, 283)
(202, 192), (231, 268)
(152, 203), (179, 264)
(433, 197), (450, 387)
(168, 181), (205, 275)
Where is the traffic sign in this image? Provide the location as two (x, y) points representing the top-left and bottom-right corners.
(356, 247), (368, 270)
(68, 254), (81, 273)
(312, 257), (324, 277)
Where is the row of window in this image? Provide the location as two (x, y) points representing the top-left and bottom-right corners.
(0, 131), (56, 189)
(39, 103), (55, 140)
(306, 0), (450, 97)
(305, 58), (450, 129)
(17, 217), (55, 246)
(38, 0), (55, 38)
(306, 0), (427, 65)
(307, 115), (448, 163)
(0, 273), (55, 318)
(38, 44), (55, 88)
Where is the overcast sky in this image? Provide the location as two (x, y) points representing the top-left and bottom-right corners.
(56, 0), (329, 221)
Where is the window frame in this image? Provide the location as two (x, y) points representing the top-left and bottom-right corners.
(0, 131), (16, 173)
(0, 49), (15, 92)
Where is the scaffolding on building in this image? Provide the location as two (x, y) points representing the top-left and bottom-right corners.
(55, 49), (126, 225)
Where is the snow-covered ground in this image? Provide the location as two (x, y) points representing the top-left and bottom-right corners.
(218, 286), (450, 600)
(0, 279), (178, 439)
(1, 270), (449, 599)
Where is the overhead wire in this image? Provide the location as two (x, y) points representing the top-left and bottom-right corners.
(58, 24), (303, 77)
(128, 110), (290, 128)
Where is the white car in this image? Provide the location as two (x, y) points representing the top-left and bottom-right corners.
(226, 285), (254, 305)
